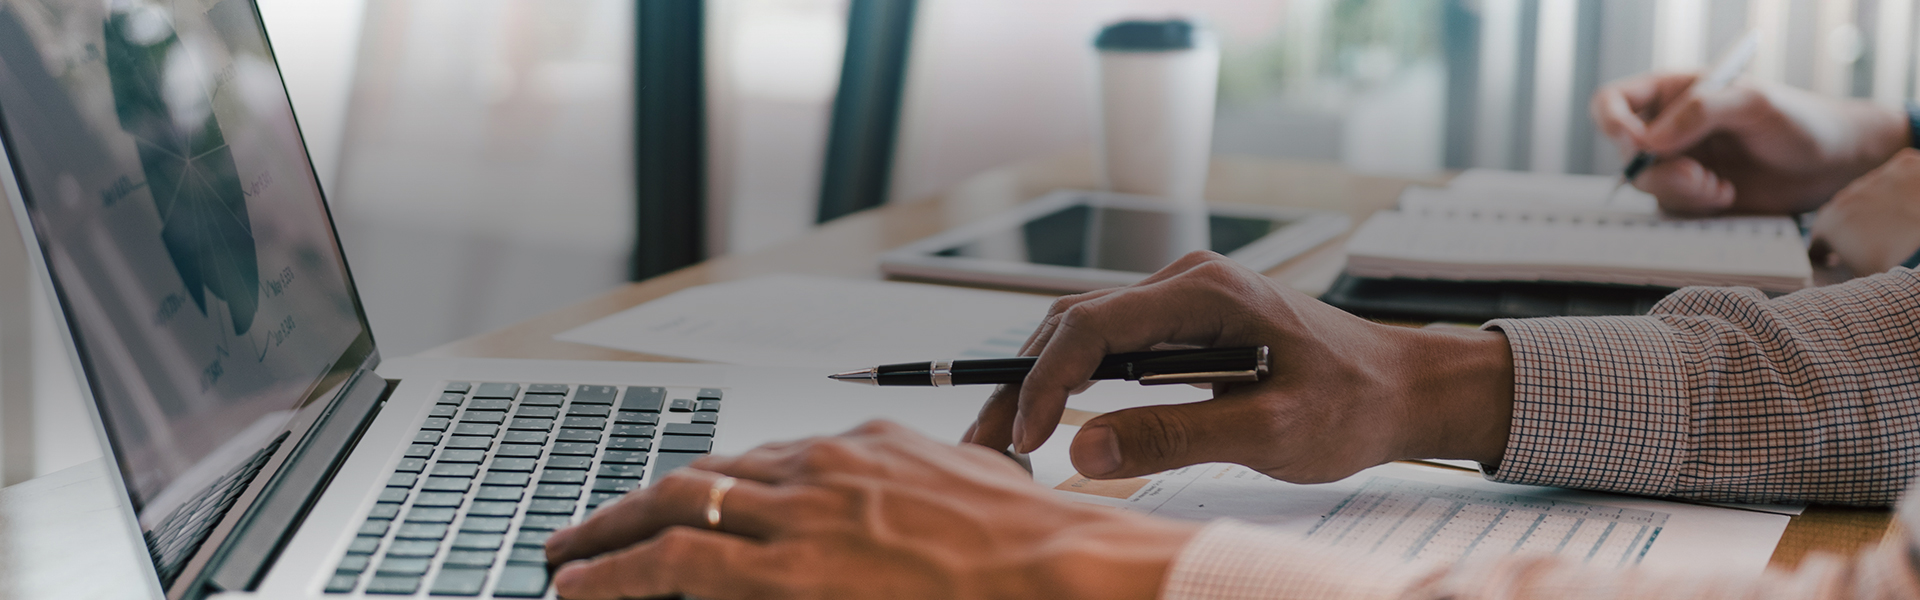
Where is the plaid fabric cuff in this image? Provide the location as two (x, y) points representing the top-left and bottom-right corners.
(1161, 520), (1410, 600)
(1480, 315), (1692, 496)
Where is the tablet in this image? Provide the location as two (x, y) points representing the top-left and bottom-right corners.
(881, 190), (1351, 293)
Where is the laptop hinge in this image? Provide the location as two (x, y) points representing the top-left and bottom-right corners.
(191, 362), (394, 597)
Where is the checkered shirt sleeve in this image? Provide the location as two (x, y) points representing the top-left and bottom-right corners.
(1484, 269), (1920, 505)
(1161, 270), (1920, 599)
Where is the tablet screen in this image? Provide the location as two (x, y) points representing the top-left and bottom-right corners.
(933, 203), (1293, 273)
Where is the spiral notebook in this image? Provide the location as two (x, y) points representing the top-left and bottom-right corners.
(1343, 170), (1812, 294)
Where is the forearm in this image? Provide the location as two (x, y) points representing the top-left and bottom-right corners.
(1486, 269), (1920, 505)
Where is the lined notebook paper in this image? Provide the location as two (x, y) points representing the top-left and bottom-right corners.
(1344, 171), (1812, 293)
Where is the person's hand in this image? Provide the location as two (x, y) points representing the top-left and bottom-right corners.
(543, 420), (1199, 600)
(1591, 73), (1908, 215)
(962, 252), (1516, 484)
(1808, 149), (1920, 277)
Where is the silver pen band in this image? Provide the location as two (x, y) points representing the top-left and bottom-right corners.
(930, 360), (953, 386)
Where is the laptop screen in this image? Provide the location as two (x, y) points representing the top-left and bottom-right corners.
(0, 0), (370, 534)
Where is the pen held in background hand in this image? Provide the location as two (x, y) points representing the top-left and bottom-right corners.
(1617, 30), (1760, 189)
(828, 346), (1270, 387)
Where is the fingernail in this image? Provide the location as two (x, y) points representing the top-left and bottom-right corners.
(553, 563), (584, 592)
(1075, 425), (1122, 477)
(1012, 423), (1026, 452)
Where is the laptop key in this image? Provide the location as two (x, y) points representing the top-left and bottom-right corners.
(587, 492), (623, 509)
(335, 554), (371, 574)
(430, 463), (480, 477)
(567, 404), (612, 418)
(697, 388), (723, 400)
(442, 550), (496, 569)
(669, 399), (695, 412)
(458, 411), (505, 425)
(598, 463), (645, 478)
(429, 567), (489, 596)
(422, 476), (473, 493)
(413, 491), (465, 507)
(556, 429), (601, 444)
(515, 406), (559, 419)
(429, 405), (458, 418)
(385, 540), (440, 557)
(496, 443), (543, 458)
(468, 500), (518, 517)
(473, 383), (519, 398)
(534, 484), (582, 500)
(508, 418), (552, 431)
(419, 417), (450, 431)
(503, 431), (548, 445)
(545, 455), (592, 470)
(655, 452), (707, 476)
(468, 398), (513, 411)
(563, 416), (608, 430)
(551, 442), (597, 456)
(358, 519), (391, 537)
(367, 503), (401, 520)
(363, 575), (421, 595)
(660, 435), (712, 453)
(601, 450), (648, 465)
(696, 399), (721, 412)
(460, 516), (512, 533)
(492, 565), (549, 598)
(436, 394), (465, 406)
(395, 458), (427, 473)
(395, 522), (449, 540)
(376, 557), (432, 576)
(444, 382), (472, 394)
(488, 457), (538, 472)
(521, 514), (571, 530)
(515, 529), (556, 547)
(484, 472), (531, 487)
(540, 470), (586, 485)
(507, 546), (547, 564)
(664, 423), (715, 437)
(573, 385), (619, 405)
(476, 485), (525, 502)
(527, 383), (570, 395)
(404, 444), (436, 459)
(405, 506), (457, 523)
(347, 536), (383, 554)
(451, 532), (505, 550)
(439, 449), (486, 463)
(611, 424), (655, 438)
(692, 412), (719, 425)
(445, 436), (491, 450)
(519, 394), (564, 407)
(614, 411), (659, 425)
(325, 573), (360, 593)
(412, 431), (442, 445)
(452, 423), (498, 437)
(606, 437), (651, 452)
(526, 499), (577, 515)
(621, 387), (665, 412)
(593, 477), (640, 493)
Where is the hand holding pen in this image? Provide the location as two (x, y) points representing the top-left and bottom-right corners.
(1591, 32), (1908, 216)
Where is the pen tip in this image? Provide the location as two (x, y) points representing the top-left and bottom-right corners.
(828, 369), (879, 385)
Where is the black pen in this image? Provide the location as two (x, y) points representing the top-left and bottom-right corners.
(827, 346), (1270, 387)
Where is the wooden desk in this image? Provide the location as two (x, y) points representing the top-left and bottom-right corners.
(425, 153), (1895, 570)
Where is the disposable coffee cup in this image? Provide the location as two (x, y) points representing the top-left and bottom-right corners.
(1094, 19), (1218, 263)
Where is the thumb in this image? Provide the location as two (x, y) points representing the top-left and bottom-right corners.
(1638, 156), (1737, 215)
(1069, 401), (1240, 479)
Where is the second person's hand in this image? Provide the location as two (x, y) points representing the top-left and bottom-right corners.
(962, 252), (1517, 484)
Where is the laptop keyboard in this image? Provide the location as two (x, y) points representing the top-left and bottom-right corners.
(324, 382), (722, 597)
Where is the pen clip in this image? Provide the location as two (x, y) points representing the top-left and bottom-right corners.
(1135, 369), (1265, 386)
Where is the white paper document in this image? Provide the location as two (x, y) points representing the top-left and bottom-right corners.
(555, 275), (1054, 368)
(1032, 425), (1791, 574)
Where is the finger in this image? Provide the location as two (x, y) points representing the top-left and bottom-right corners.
(1636, 156), (1736, 215)
(690, 441), (816, 483)
(1591, 82), (1650, 148)
(1013, 263), (1243, 452)
(1640, 84), (1761, 157)
(551, 526), (770, 600)
(545, 468), (782, 565)
(967, 383), (1022, 450)
(1069, 395), (1266, 479)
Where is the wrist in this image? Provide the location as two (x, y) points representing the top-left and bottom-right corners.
(1389, 326), (1515, 465)
(1034, 514), (1201, 600)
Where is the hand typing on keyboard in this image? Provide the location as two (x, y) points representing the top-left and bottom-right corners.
(542, 420), (1198, 600)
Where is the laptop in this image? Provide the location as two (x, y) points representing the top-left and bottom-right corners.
(0, 1), (983, 598)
